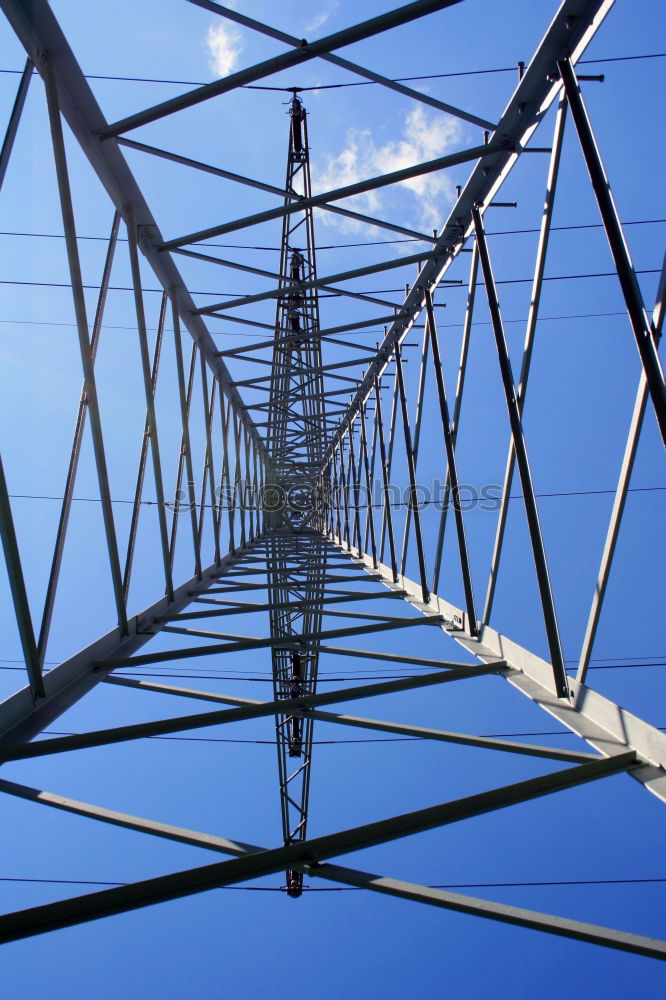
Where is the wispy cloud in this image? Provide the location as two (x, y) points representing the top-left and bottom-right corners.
(305, 4), (338, 35)
(313, 107), (464, 233)
(206, 22), (243, 78)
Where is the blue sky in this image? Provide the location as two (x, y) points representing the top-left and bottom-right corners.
(0, 0), (664, 995)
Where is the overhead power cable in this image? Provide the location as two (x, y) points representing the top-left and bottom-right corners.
(0, 51), (662, 90)
(0, 217), (662, 252)
(2, 874), (664, 890)
(0, 309), (656, 341)
(6, 485), (665, 509)
(0, 268), (659, 299)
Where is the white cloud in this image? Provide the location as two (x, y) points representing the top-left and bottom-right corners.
(206, 22), (242, 78)
(305, 4), (338, 34)
(313, 107), (464, 233)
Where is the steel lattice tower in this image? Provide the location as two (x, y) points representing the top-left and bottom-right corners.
(0, 0), (664, 967)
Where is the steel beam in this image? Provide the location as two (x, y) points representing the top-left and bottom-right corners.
(98, 1), (463, 138)
(482, 98), (568, 624)
(0, 456), (44, 699)
(558, 57), (666, 446)
(0, 0), (267, 459)
(0, 57), (31, 189)
(472, 206), (566, 697)
(188, 0), (495, 130)
(0, 751), (634, 942)
(322, 0), (616, 463)
(162, 142), (502, 250)
(327, 535), (666, 802)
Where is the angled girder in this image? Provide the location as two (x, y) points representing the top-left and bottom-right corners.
(0, 0), (267, 461)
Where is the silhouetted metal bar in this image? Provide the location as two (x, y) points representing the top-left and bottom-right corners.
(43, 56), (128, 634)
(322, 0), (616, 464)
(400, 311), (430, 574)
(123, 293), (167, 599)
(483, 98), (567, 624)
(374, 376), (398, 580)
(0, 752), (635, 942)
(169, 314), (201, 578)
(472, 205), (567, 697)
(37, 211), (121, 665)
(432, 240), (478, 593)
(395, 347), (429, 602)
(313, 864), (665, 960)
(127, 212), (174, 601)
(0, 456), (44, 698)
(347, 423), (362, 553)
(103, 675), (592, 763)
(219, 397), (235, 551)
(558, 57), (666, 446)
(0, 0), (266, 459)
(108, 613), (446, 667)
(189, 0), (495, 130)
(1, 657), (466, 762)
(577, 253), (665, 681)
(232, 410), (246, 547)
(99, 0), (463, 138)
(120, 136), (436, 244)
(163, 142), (501, 250)
(362, 397), (379, 555)
(337, 440), (351, 549)
(197, 250), (440, 316)
(359, 403), (378, 567)
(0, 57), (31, 189)
(2, 770), (659, 957)
(199, 358), (222, 563)
(425, 290), (477, 634)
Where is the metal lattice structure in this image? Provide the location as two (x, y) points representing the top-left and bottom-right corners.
(0, 0), (664, 961)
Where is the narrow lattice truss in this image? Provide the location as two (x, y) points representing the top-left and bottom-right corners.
(0, 0), (664, 958)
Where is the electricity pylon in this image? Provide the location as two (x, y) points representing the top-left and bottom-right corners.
(266, 96), (329, 895)
(0, 0), (664, 961)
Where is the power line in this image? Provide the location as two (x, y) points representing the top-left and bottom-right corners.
(0, 216), (662, 252)
(2, 662), (661, 681)
(1, 874), (664, 890)
(0, 51), (662, 90)
(0, 269), (658, 301)
(8, 485), (664, 509)
(0, 309), (646, 341)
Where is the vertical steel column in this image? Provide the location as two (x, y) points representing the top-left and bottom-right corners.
(359, 402), (378, 567)
(374, 376), (398, 581)
(231, 410), (246, 547)
(37, 211), (121, 664)
(0, 456), (44, 698)
(400, 315), (430, 575)
(42, 57), (128, 634)
(337, 437), (351, 549)
(395, 347), (429, 603)
(220, 398), (235, 551)
(432, 242), (478, 593)
(558, 57), (666, 447)
(482, 99), (568, 624)
(123, 293), (167, 600)
(127, 213), (174, 601)
(169, 309), (202, 578)
(472, 205), (567, 697)
(199, 358), (222, 564)
(0, 58), (32, 189)
(363, 393), (379, 556)
(347, 420), (363, 554)
(577, 253), (665, 681)
(424, 290), (477, 634)
(379, 371), (399, 563)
